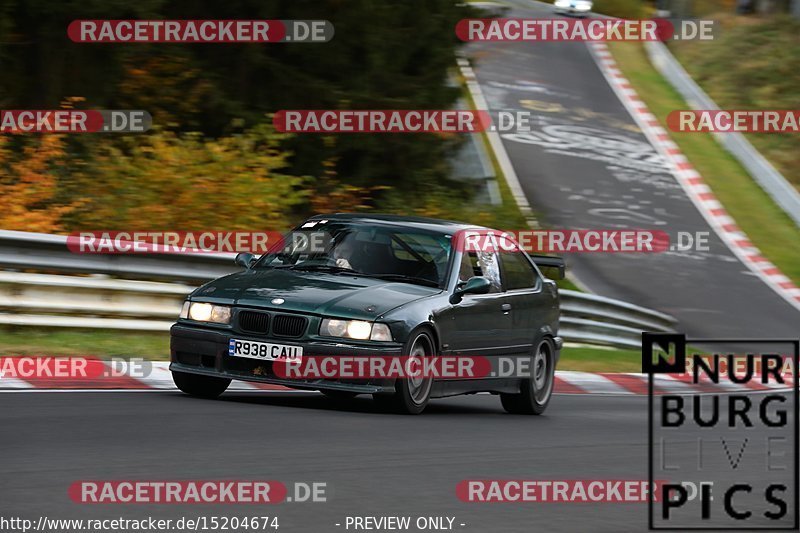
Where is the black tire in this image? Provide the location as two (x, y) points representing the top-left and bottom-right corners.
(500, 338), (555, 415)
(172, 371), (231, 399)
(373, 329), (435, 414)
(321, 390), (359, 401)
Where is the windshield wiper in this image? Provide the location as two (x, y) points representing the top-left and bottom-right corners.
(288, 264), (360, 274)
(284, 264), (440, 287)
(367, 273), (440, 288)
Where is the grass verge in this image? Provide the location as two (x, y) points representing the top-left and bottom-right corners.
(671, 15), (800, 191)
(0, 327), (169, 359)
(606, 40), (800, 285)
(558, 345), (641, 373)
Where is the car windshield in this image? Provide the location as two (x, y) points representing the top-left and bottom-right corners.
(256, 221), (453, 288)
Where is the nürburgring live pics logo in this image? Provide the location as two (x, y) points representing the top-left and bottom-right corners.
(643, 333), (798, 530)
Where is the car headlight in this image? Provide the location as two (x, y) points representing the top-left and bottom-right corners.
(319, 319), (393, 341)
(184, 302), (231, 324)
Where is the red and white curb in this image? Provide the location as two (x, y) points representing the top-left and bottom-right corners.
(0, 361), (293, 392)
(587, 41), (800, 313)
(0, 361), (791, 395)
(557, 370), (793, 395)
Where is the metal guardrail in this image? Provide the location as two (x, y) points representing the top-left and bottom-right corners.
(0, 229), (236, 283)
(559, 290), (676, 349)
(645, 41), (800, 229)
(0, 230), (677, 348)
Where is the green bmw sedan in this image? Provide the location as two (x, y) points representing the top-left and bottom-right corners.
(170, 214), (563, 414)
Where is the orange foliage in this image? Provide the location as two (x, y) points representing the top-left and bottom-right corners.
(0, 135), (76, 232)
(69, 125), (309, 232)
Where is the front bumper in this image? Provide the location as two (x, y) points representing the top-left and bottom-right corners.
(170, 323), (404, 394)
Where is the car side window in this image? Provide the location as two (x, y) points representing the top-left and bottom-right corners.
(499, 250), (539, 291)
(458, 251), (501, 293)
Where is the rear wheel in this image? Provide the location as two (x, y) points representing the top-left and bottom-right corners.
(500, 338), (555, 415)
(373, 329), (435, 414)
(172, 371), (230, 399)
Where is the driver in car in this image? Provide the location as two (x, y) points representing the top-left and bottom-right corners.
(331, 234), (359, 270)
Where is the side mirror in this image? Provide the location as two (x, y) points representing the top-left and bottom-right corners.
(449, 276), (491, 304)
(235, 252), (255, 269)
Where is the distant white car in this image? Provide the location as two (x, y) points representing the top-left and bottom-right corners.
(553, 0), (593, 16)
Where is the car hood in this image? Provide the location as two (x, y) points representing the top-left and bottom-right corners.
(192, 268), (440, 321)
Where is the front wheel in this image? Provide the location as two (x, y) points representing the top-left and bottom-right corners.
(373, 329), (435, 414)
(172, 371), (231, 399)
(500, 338), (555, 415)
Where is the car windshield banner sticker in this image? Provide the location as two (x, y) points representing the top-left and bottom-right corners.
(644, 333), (798, 530)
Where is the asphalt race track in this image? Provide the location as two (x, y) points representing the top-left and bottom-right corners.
(468, 0), (800, 338)
(2, 391), (663, 532)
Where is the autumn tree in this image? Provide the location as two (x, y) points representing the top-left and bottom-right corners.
(0, 135), (76, 232)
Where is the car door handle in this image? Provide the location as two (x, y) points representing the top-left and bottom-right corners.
(501, 303), (512, 312)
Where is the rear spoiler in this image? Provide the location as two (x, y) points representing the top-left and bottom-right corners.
(531, 255), (565, 279)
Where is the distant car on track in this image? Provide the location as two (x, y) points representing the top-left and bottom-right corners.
(553, 0), (593, 17)
(170, 214), (563, 414)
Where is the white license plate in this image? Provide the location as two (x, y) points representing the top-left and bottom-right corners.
(228, 339), (303, 362)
